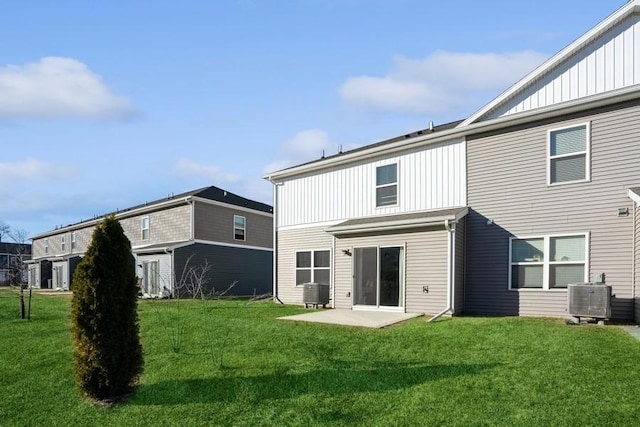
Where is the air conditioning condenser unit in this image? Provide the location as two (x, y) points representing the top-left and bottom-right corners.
(302, 283), (330, 308)
(567, 283), (611, 322)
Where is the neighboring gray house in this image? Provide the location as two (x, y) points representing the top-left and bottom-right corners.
(29, 186), (273, 297)
(265, 1), (640, 322)
(0, 242), (31, 285)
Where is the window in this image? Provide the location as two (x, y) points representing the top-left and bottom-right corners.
(44, 239), (48, 254)
(61, 235), (66, 252)
(71, 232), (76, 250)
(141, 217), (149, 240)
(510, 234), (587, 290)
(234, 215), (246, 241)
(548, 124), (589, 184)
(295, 250), (330, 286)
(376, 163), (398, 207)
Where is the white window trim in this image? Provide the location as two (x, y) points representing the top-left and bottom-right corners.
(44, 239), (48, 254)
(375, 162), (399, 208)
(61, 235), (66, 252)
(294, 248), (331, 287)
(233, 215), (246, 241)
(508, 232), (589, 291)
(141, 216), (150, 241)
(71, 232), (76, 250)
(547, 122), (591, 186)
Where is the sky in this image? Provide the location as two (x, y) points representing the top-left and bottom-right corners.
(0, 0), (624, 238)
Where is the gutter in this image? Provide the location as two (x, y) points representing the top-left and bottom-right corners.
(428, 219), (456, 322)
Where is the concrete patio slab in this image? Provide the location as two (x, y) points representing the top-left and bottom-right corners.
(278, 309), (422, 328)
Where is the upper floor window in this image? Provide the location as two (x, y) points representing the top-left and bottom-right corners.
(71, 232), (76, 250)
(234, 215), (246, 241)
(44, 238), (48, 254)
(295, 249), (330, 286)
(509, 234), (587, 290)
(548, 123), (589, 185)
(376, 163), (398, 207)
(141, 217), (150, 240)
(61, 235), (66, 252)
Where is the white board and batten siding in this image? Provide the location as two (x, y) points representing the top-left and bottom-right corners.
(276, 138), (466, 228)
(136, 253), (173, 294)
(481, 13), (640, 121)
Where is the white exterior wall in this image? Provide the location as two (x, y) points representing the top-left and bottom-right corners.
(136, 253), (173, 296)
(484, 14), (640, 120)
(51, 261), (68, 290)
(276, 138), (466, 227)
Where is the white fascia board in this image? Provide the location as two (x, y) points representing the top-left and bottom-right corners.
(192, 239), (273, 252)
(191, 196), (273, 217)
(460, 1), (640, 127)
(265, 85), (640, 181)
(628, 189), (640, 205)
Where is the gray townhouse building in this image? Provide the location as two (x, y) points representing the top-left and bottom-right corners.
(28, 185), (273, 298)
(264, 1), (640, 323)
(0, 242), (31, 286)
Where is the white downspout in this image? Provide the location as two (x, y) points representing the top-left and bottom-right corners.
(268, 178), (283, 304)
(633, 202), (637, 320)
(428, 219), (456, 322)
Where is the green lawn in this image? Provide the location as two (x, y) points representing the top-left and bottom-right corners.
(1, 288), (639, 426)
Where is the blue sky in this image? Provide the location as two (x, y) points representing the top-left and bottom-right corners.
(0, 0), (621, 237)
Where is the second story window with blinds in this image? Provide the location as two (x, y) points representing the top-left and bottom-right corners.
(376, 163), (398, 207)
(548, 123), (590, 185)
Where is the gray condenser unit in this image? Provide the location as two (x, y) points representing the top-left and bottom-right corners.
(567, 283), (612, 321)
(302, 283), (330, 308)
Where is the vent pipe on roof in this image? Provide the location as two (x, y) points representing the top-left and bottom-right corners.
(429, 121), (434, 131)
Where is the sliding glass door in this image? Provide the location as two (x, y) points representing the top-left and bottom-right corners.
(353, 246), (403, 309)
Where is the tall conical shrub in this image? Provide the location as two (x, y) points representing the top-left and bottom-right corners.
(71, 215), (143, 401)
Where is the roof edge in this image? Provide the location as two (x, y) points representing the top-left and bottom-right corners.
(459, 0), (640, 127)
(265, 84), (640, 181)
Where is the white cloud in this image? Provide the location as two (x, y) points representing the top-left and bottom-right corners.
(0, 158), (74, 190)
(173, 158), (242, 183)
(340, 50), (549, 116)
(264, 129), (345, 175)
(0, 57), (137, 120)
(281, 129), (334, 159)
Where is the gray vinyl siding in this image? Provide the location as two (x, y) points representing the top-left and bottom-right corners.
(333, 227), (450, 314)
(31, 239), (46, 259)
(276, 226), (334, 305)
(121, 204), (192, 247)
(466, 101), (640, 320)
(32, 226), (95, 259)
(32, 205), (192, 259)
(193, 201), (272, 249)
(174, 243), (272, 297)
(454, 217), (466, 314)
